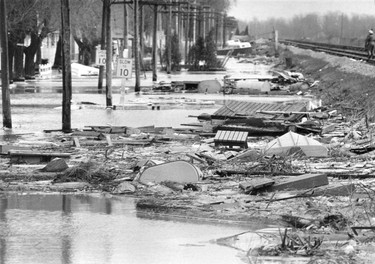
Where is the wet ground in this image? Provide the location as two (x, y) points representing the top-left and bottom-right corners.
(0, 57), (335, 264)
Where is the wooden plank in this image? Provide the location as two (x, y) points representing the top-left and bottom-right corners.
(214, 130), (223, 141)
(232, 131), (240, 142)
(222, 130), (229, 141)
(105, 134), (113, 146)
(235, 131), (243, 142)
(186, 153), (206, 164)
(231, 131), (239, 142)
(228, 131), (235, 141)
(309, 182), (355, 197)
(240, 179), (275, 194)
(269, 173), (328, 192)
(0, 145), (28, 155)
(242, 132), (249, 141)
(71, 131), (103, 138)
(8, 150), (71, 164)
(220, 130), (226, 140)
(73, 137), (81, 147)
(8, 150), (71, 158)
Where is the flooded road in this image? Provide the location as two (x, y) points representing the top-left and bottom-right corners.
(0, 193), (261, 264)
(0, 60), (316, 263)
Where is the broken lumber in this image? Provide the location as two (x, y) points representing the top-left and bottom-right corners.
(240, 179), (275, 194)
(269, 173), (328, 192)
(308, 182), (355, 197)
(8, 150), (71, 164)
(0, 145), (28, 155)
(214, 130), (248, 149)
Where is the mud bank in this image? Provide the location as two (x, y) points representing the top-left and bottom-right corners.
(283, 46), (375, 120)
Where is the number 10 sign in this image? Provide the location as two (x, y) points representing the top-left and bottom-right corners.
(116, 59), (133, 78)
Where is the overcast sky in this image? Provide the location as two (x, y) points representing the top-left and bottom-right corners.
(228, 0), (375, 21)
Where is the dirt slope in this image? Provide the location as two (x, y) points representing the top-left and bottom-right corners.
(280, 46), (375, 121)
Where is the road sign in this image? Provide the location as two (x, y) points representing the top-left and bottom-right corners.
(95, 49), (106, 65)
(116, 58), (132, 78)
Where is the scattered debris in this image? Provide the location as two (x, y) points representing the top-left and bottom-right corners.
(214, 130), (248, 149)
(136, 161), (202, 184)
(269, 173), (328, 192)
(239, 178), (275, 194)
(41, 158), (69, 172)
(264, 131), (328, 157)
(9, 150), (71, 164)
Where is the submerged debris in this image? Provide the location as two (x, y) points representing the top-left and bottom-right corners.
(53, 161), (117, 186)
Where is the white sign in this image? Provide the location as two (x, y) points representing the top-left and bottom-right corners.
(116, 58), (132, 78)
(95, 50), (107, 65)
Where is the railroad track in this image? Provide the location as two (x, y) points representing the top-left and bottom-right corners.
(280, 39), (375, 64)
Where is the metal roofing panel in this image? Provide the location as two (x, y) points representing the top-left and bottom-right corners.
(214, 100), (307, 118)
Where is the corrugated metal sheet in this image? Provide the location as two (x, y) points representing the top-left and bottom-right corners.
(213, 100), (308, 118)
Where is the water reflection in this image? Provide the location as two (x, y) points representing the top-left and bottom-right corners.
(0, 198), (7, 264)
(0, 193), (252, 264)
(62, 195), (72, 264)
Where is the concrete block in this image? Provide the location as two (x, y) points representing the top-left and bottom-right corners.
(269, 173), (328, 192)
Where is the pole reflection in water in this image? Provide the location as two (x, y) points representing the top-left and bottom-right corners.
(0, 193), (255, 264)
(0, 197), (8, 264)
(61, 195), (72, 264)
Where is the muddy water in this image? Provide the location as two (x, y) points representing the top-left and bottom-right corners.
(0, 193), (265, 264)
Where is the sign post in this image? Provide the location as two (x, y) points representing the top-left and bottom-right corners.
(116, 59), (133, 109)
(116, 58), (132, 78)
(96, 49), (107, 66)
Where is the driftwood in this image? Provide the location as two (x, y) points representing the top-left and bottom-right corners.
(215, 169), (303, 177)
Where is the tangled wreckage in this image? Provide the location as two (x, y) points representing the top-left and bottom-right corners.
(0, 92), (374, 261)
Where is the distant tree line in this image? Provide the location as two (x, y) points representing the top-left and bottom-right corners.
(237, 12), (375, 47)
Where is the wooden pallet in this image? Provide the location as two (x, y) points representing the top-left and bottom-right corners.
(214, 130), (248, 148)
(8, 150), (71, 164)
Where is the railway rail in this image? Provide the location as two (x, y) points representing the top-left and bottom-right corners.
(280, 39), (375, 64)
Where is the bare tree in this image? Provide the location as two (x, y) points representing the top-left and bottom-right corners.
(70, 0), (102, 65)
(7, 0), (59, 80)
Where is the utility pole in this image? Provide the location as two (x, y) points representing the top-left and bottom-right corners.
(122, 3), (128, 58)
(215, 12), (219, 46)
(140, 4), (144, 62)
(219, 12), (223, 48)
(273, 28), (279, 56)
(61, 0), (72, 132)
(178, 0), (183, 59)
(0, 0), (12, 129)
(192, 0), (196, 44)
(202, 6), (206, 38)
(105, 0), (112, 107)
(98, 2), (107, 93)
(134, 0), (140, 93)
(178, 0), (182, 40)
(166, 0), (172, 73)
(222, 13), (227, 47)
(152, 4), (158, 81)
(184, 2), (190, 65)
(340, 13), (344, 45)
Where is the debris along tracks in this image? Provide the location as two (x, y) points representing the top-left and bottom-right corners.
(280, 39), (375, 64)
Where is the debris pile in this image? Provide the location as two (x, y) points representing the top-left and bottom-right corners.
(2, 75), (375, 261)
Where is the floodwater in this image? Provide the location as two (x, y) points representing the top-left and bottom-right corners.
(0, 193), (265, 264)
(0, 58), (311, 133)
(0, 61), (314, 263)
